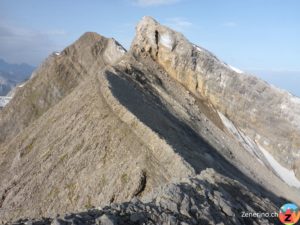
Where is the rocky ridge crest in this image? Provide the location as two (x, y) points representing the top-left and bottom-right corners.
(0, 17), (299, 223)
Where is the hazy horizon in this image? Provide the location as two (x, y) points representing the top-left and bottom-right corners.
(1, 0), (299, 96)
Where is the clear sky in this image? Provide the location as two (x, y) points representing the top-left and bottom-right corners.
(0, 0), (299, 96)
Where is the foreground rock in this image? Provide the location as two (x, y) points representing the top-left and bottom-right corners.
(10, 169), (282, 225)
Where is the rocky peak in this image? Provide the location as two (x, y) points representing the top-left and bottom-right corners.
(131, 16), (300, 182)
(62, 32), (126, 68)
(131, 16), (186, 56)
(0, 32), (126, 144)
(9, 169), (282, 225)
(77, 31), (104, 42)
(1, 16), (300, 223)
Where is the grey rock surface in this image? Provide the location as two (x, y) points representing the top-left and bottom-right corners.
(0, 16), (299, 223)
(0, 32), (125, 144)
(8, 169), (282, 225)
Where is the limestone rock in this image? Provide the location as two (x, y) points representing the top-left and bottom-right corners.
(131, 16), (300, 189)
(0, 16), (299, 223)
(10, 169), (282, 225)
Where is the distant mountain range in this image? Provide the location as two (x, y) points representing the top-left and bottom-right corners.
(0, 59), (35, 96)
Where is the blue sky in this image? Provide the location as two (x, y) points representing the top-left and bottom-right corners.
(0, 0), (299, 96)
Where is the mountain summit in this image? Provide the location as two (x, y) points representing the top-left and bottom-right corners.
(132, 16), (300, 183)
(0, 17), (299, 224)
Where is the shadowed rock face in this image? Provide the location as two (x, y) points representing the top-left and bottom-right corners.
(0, 17), (299, 223)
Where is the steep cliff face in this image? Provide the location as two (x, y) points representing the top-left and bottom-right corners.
(0, 17), (299, 223)
(131, 16), (300, 182)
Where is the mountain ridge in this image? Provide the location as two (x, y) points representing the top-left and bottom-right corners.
(0, 16), (299, 224)
(0, 32), (125, 144)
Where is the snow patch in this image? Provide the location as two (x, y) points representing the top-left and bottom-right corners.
(193, 44), (203, 52)
(221, 62), (244, 74)
(218, 112), (264, 163)
(219, 111), (300, 188)
(228, 65), (244, 74)
(257, 144), (300, 188)
(18, 82), (26, 88)
(0, 96), (12, 108)
(291, 96), (300, 105)
(117, 46), (126, 53)
(160, 33), (174, 49)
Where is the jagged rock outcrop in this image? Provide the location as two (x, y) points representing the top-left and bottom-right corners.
(0, 16), (299, 224)
(9, 169), (282, 225)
